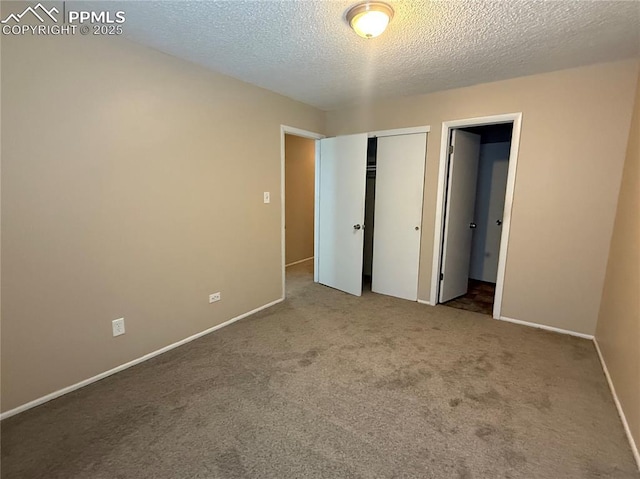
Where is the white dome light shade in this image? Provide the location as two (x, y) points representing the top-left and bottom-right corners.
(346, 2), (394, 39)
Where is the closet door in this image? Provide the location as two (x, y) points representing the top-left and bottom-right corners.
(372, 133), (427, 301)
(317, 134), (368, 296)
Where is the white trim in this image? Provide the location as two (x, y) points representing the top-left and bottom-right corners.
(281, 125), (325, 139)
(314, 139), (321, 283)
(280, 126), (325, 296)
(430, 113), (523, 322)
(0, 298), (284, 421)
(285, 256), (314, 267)
(594, 338), (640, 471)
(430, 123), (451, 305)
(497, 315), (593, 339)
(417, 299), (434, 306)
(367, 125), (431, 138)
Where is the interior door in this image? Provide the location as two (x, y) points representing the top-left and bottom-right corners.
(317, 134), (368, 296)
(372, 133), (427, 301)
(468, 142), (511, 283)
(439, 130), (481, 303)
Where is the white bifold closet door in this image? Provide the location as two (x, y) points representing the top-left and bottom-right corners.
(372, 133), (427, 301)
(317, 134), (368, 296)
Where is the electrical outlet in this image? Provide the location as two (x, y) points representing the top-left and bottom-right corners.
(112, 318), (125, 337)
(209, 292), (221, 303)
(263, 192), (270, 204)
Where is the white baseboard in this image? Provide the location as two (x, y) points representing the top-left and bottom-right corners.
(285, 256), (314, 267)
(0, 297), (284, 421)
(594, 338), (640, 471)
(497, 316), (594, 340)
(423, 303), (592, 339)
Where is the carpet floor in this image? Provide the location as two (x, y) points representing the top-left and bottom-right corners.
(2, 260), (638, 478)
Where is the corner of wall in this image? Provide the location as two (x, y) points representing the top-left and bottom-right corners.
(593, 67), (640, 471)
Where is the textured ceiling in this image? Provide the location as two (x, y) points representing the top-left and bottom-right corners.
(106, 1), (639, 110)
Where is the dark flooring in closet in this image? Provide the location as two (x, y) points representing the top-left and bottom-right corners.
(443, 279), (496, 315)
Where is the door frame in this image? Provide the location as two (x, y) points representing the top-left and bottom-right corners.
(367, 125), (431, 138)
(280, 125), (431, 299)
(429, 113), (523, 318)
(280, 125), (325, 299)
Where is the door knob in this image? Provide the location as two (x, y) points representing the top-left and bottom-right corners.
(496, 219), (502, 226)
(469, 222), (477, 229)
(353, 224), (362, 230)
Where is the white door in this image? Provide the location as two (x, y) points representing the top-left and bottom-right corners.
(468, 142), (510, 283)
(317, 134), (368, 296)
(372, 133), (427, 301)
(439, 130), (481, 303)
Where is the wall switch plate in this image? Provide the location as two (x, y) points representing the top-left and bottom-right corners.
(263, 192), (270, 204)
(112, 318), (125, 337)
(209, 292), (221, 303)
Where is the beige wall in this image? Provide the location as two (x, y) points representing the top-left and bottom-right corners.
(2, 24), (637, 416)
(596, 73), (640, 457)
(326, 60), (639, 335)
(284, 135), (315, 265)
(1, 33), (324, 412)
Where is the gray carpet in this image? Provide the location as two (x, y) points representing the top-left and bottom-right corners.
(2, 260), (638, 478)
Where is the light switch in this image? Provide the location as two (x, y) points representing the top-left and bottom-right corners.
(264, 192), (270, 204)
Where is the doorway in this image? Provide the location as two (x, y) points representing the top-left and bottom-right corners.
(430, 113), (522, 319)
(280, 126), (324, 299)
(284, 134), (316, 267)
(442, 123), (512, 315)
(315, 127), (429, 300)
(362, 137), (377, 293)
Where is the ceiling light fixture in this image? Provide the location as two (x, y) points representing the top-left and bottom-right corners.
(346, 1), (394, 39)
